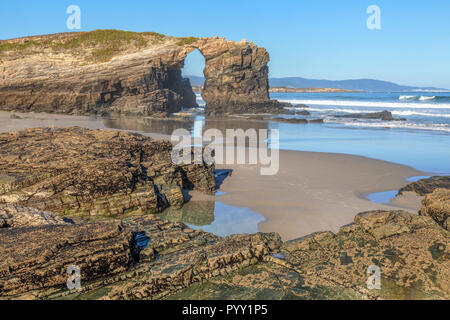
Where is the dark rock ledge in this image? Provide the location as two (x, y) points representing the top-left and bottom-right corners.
(0, 127), (216, 216)
(335, 110), (406, 121)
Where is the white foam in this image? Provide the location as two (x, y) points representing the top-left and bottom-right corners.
(289, 107), (450, 118)
(278, 99), (450, 109)
(419, 96), (436, 101)
(329, 119), (450, 133)
(399, 95), (418, 100)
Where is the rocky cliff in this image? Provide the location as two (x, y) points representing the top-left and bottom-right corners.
(0, 30), (281, 116)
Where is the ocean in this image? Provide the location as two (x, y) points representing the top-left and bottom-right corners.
(266, 91), (450, 174)
(272, 91), (450, 133)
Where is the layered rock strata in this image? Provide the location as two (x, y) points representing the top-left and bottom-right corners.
(0, 30), (281, 116)
(2, 209), (447, 300)
(0, 127), (215, 216)
(0, 204), (70, 228)
(420, 188), (450, 230)
(0, 219), (133, 298)
(398, 176), (450, 196)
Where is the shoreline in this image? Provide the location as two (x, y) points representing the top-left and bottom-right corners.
(216, 149), (424, 241)
(1, 110), (426, 241)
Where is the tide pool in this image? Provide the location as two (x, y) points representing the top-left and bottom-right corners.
(160, 197), (265, 237)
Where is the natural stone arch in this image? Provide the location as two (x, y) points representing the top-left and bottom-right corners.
(181, 37), (280, 115)
(0, 31), (281, 117)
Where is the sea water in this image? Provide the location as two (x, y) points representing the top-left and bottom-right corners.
(269, 91), (450, 174)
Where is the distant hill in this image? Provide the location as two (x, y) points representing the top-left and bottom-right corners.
(268, 77), (447, 92)
(186, 75), (206, 86)
(185, 75), (447, 92)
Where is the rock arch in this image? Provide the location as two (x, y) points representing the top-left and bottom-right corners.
(181, 37), (281, 115)
(0, 32), (281, 116)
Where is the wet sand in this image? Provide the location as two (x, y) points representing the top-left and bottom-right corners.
(1, 111), (425, 241)
(216, 150), (424, 240)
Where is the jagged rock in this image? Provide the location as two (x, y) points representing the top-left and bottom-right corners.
(0, 204), (70, 228)
(1, 214), (281, 300)
(399, 176), (450, 196)
(335, 110), (406, 121)
(0, 127), (215, 216)
(103, 218), (282, 300)
(0, 30), (280, 116)
(0, 210), (448, 300)
(420, 188), (450, 230)
(191, 38), (282, 115)
(0, 220), (133, 298)
(165, 210), (450, 300)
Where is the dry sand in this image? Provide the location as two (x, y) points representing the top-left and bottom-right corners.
(216, 150), (424, 241)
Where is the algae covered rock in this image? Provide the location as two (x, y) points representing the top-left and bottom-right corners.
(398, 176), (450, 196)
(0, 204), (70, 228)
(0, 127), (215, 216)
(420, 188), (450, 230)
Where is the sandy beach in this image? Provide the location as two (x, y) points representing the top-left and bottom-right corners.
(1, 111), (426, 241)
(216, 150), (424, 240)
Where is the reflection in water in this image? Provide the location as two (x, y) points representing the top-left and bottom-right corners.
(103, 115), (271, 143)
(160, 197), (265, 237)
(160, 199), (215, 226)
(103, 117), (193, 135)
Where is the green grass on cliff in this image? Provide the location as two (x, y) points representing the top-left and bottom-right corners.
(0, 40), (41, 53)
(0, 30), (167, 63)
(176, 37), (199, 46)
(57, 30), (166, 63)
(0, 30), (199, 63)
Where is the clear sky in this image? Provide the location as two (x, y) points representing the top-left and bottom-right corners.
(1, 0), (449, 88)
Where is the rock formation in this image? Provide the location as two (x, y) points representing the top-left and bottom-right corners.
(271, 117), (324, 124)
(0, 126), (448, 300)
(0, 204), (70, 228)
(398, 176), (450, 196)
(0, 30), (281, 116)
(0, 219), (133, 297)
(0, 127), (215, 216)
(335, 110), (406, 121)
(165, 210), (449, 300)
(189, 38), (281, 115)
(1, 209), (447, 300)
(420, 188), (450, 230)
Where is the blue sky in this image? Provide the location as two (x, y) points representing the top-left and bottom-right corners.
(1, 0), (449, 88)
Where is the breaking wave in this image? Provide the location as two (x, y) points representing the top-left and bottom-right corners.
(398, 95), (450, 102)
(278, 99), (450, 109)
(329, 119), (450, 133)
